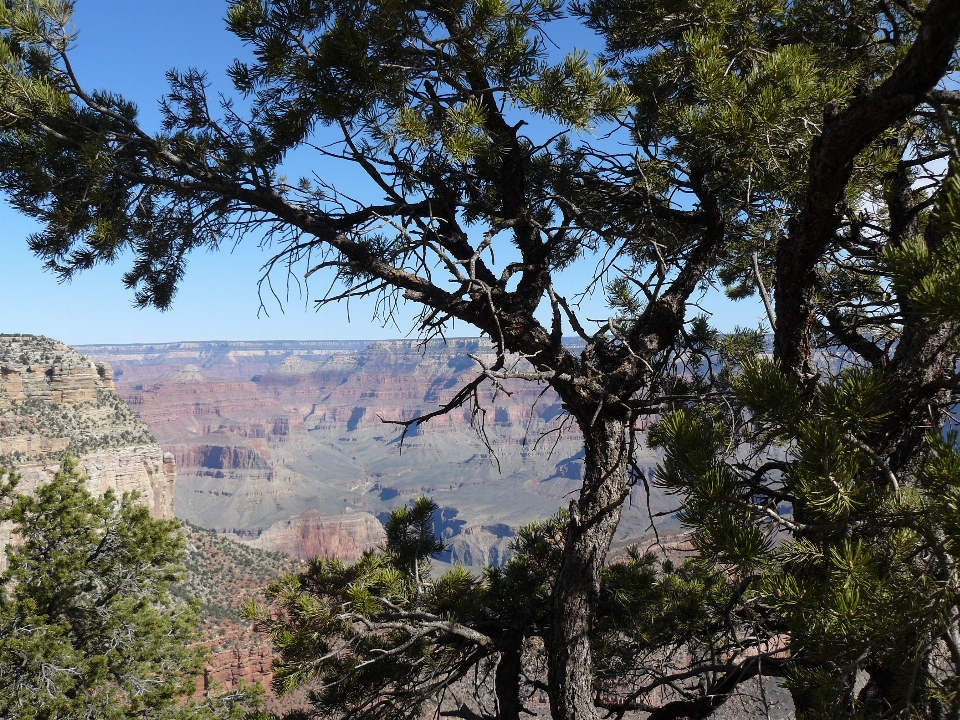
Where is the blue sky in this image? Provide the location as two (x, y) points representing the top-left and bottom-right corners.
(0, 1), (762, 345)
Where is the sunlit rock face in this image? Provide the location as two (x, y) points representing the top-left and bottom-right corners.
(84, 338), (671, 566)
(0, 334), (177, 569)
(241, 508), (385, 562)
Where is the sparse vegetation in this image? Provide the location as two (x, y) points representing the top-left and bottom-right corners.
(174, 523), (298, 626)
(2, 393), (154, 459)
(0, 335), (154, 465)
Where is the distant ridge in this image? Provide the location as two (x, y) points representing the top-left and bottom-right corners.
(82, 336), (659, 570)
(76, 339), (375, 384)
(77, 339), (374, 353)
(77, 337), (587, 385)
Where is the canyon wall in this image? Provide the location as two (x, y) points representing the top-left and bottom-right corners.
(173, 524), (304, 713)
(0, 334), (176, 568)
(83, 339), (672, 566)
(80, 339), (370, 384)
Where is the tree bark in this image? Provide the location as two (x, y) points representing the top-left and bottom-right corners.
(495, 630), (524, 720)
(547, 410), (630, 720)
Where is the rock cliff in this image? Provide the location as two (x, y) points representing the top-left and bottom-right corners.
(200, 644), (273, 694)
(244, 508), (385, 562)
(0, 335), (176, 568)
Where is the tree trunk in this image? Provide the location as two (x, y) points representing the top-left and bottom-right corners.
(548, 412), (630, 720)
(495, 630), (524, 720)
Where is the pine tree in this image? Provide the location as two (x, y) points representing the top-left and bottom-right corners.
(250, 497), (794, 719)
(648, 155), (960, 717)
(2, 1), (959, 716)
(0, 457), (267, 720)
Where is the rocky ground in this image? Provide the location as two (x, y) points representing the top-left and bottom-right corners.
(172, 524), (308, 713)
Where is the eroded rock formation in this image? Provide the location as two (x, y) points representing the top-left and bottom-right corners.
(245, 508), (385, 562)
(0, 335), (176, 568)
(200, 644), (273, 694)
(174, 524), (303, 713)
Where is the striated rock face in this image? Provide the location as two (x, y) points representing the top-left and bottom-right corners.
(246, 509), (385, 562)
(84, 338), (670, 566)
(0, 349), (114, 407)
(9, 446), (176, 520)
(445, 523), (516, 567)
(167, 444), (272, 471)
(0, 335), (176, 568)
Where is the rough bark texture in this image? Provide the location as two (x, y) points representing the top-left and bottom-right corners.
(880, 319), (957, 470)
(548, 413), (630, 720)
(876, 185), (959, 475)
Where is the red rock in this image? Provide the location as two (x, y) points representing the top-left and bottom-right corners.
(249, 508), (385, 562)
(201, 643), (273, 692)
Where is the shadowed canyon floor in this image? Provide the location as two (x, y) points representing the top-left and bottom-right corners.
(82, 339), (678, 566)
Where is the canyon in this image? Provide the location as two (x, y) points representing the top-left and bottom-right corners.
(0, 335), (299, 709)
(174, 523), (303, 712)
(81, 339), (676, 567)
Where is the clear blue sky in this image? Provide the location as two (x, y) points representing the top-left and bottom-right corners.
(0, 1), (761, 345)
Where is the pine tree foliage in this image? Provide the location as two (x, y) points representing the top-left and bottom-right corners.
(247, 499), (556, 720)
(245, 500), (594, 720)
(592, 550), (785, 719)
(247, 498), (502, 720)
(0, 457), (268, 720)
(647, 153), (960, 716)
(652, 358), (960, 715)
(250, 499), (794, 719)
(879, 169), (960, 324)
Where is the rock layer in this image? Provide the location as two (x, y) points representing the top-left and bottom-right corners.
(8, 445), (176, 519)
(245, 509), (385, 562)
(200, 644), (273, 695)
